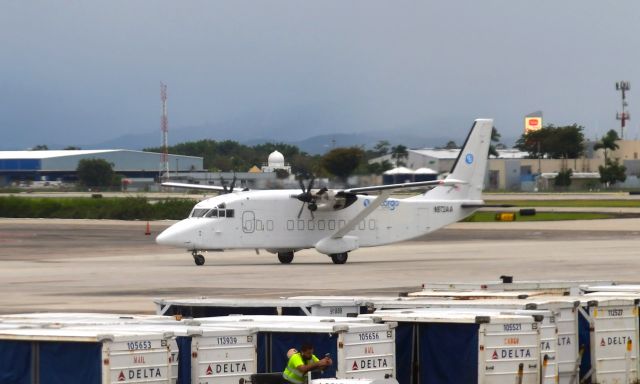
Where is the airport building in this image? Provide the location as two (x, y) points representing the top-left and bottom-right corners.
(370, 144), (640, 191)
(0, 149), (204, 187)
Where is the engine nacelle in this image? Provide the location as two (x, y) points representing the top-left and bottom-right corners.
(313, 190), (358, 212)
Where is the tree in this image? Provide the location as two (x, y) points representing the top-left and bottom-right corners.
(390, 145), (409, 167)
(76, 159), (115, 188)
(321, 147), (365, 182)
(367, 159), (393, 175)
(515, 124), (585, 159)
(31, 145), (49, 151)
(599, 158), (626, 187)
(64, 146), (81, 150)
(444, 141), (458, 149)
(593, 129), (620, 163)
(554, 168), (573, 190)
(489, 126), (502, 157)
(371, 140), (391, 157)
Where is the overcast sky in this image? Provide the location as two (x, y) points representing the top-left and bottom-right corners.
(1, 1), (639, 149)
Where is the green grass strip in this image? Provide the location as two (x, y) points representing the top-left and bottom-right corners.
(0, 196), (194, 220)
(487, 200), (640, 208)
(463, 211), (615, 222)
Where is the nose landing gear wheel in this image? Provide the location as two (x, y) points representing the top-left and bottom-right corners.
(193, 254), (205, 266)
(330, 252), (348, 264)
(278, 252), (294, 264)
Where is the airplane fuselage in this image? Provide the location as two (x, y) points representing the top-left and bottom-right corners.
(157, 189), (480, 252)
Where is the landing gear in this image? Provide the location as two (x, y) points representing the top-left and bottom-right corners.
(330, 252), (348, 264)
(192, 250), (205, 266)
(277, 252), (294, 264)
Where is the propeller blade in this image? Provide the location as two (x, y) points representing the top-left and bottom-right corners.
(307, 177), (315, 193)
(297, 202), (306, 218)
(298, 178), (306, 193)
(220, 177), (228, 193)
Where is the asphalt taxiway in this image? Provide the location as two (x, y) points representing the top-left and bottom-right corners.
(1, 218), (639, 314)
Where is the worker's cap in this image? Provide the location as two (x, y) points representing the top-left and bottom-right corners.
(287, 348), (298, 358)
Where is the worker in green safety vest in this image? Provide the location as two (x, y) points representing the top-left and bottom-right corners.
(283, 343), (333, 384)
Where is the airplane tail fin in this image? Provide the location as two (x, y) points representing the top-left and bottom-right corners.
(424, 119), (493, 201)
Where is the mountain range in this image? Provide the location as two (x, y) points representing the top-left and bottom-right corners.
(86, 124), (517, 155)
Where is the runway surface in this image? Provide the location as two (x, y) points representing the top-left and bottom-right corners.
(1, 218), (639, 314)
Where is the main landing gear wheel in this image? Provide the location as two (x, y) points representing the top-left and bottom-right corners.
(193, 253), (205, 266)
(278, 252), (294, 264)
(330, 252), (348, 264)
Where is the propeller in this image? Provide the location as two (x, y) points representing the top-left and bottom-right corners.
(293, 176), (317, 218)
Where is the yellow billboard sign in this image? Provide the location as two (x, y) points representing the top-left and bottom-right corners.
(525, 117), (542, 133)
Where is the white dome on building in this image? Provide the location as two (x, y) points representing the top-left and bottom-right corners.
(268, 150), (285, 167)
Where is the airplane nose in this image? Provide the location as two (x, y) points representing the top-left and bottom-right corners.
(156, 219), (199, 247)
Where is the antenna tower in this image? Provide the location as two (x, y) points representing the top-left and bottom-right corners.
(160, 82), (169, 181)
(616, 81), (630, 139)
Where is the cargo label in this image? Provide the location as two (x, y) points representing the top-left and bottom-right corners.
(349, 358), (390, 370)
(116, 368), (164, 381)
(205, 362), (248, 375)
(491, 348), (533, 359)
(558, 336), (572, 346)
(599, 336), (633, 347)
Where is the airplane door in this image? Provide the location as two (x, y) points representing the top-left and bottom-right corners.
(242, 211), (255, 233)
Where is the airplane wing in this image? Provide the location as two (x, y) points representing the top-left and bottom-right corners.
(161, 182), (229, 192)
(342, 178), (466, 194)
(331, 190), (393, 239)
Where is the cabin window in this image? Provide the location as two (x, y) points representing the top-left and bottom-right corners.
(297, 220), (304, 230)
(318, 220), (326, 230)
(218, 210), (226, 218)
(328, 220), (336, 230)
(267, 220), (274, 231)
(256, 220), (264, 231)
(226, 209), (234, 218)
(287, 220), (294, 230)
(308, 220), (315, 230)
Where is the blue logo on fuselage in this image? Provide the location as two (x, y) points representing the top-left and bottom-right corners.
(465, 153), (474, 164)
(363, 199), (399, 211)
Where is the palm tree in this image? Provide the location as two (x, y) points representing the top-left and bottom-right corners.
(594, 129), (620, 163)
(489, 126), (501, 157)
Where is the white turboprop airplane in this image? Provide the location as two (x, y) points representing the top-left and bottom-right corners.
(156, 118), (493, 265)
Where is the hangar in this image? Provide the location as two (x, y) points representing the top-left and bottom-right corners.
(0, 149), (203, 186)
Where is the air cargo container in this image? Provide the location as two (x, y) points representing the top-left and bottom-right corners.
(197, 317), (396, 381)
(363, 309), (542, 384)
(71, 324), (257, 384)
(153, 297), (372, 317)
(0, 327), (174, 383)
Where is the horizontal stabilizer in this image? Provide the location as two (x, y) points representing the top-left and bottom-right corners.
(162, 182), (229, 192)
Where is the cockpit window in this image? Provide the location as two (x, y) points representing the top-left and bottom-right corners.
(190, 208), (209, 218)
(205, 209), (218, 218)
(192, 208), (234, 219)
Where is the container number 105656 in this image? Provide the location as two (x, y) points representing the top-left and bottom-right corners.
(358, 332), (380, 341)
